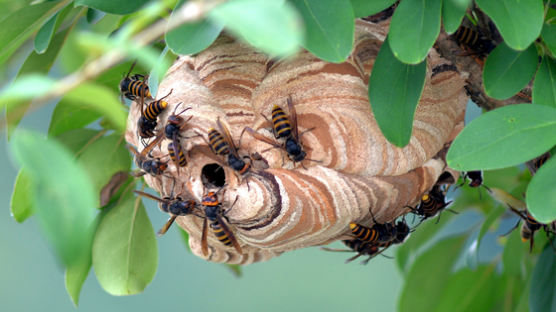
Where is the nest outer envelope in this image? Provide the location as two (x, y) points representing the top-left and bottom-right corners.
(125, 20), (468, 264)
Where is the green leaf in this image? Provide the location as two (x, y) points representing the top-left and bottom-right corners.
(483, 43), (539, 100)
(290, 0), (354, 63)
(389, 0), (442, 64)
(442, 0), (468, 34)
(65, 216), (98, 306)
(166, 18), (222, 55)
(65, 251), (91, 307)
(9, 130), (97, 267)
(86, 8), (106, 24)
(349, 0), (396, 18)
(58, 31), (89, 73)
(75, 32), (161, 71)
(515, 274), (532, 312)
(0, 74), (56, 103)
(166, 0), (223, 55)
(396, 212), (455, 274)
(500, 276), (526, 312)
(533, 56), (556, 108)
(369, 39), (426, 147)
(529, 246), (556, 312)
(6, 21), (73, 138)
(526, 156), (556, 223)
(95, 61), (137, 91)
(75, 0), (150, 15)
(225, 264), (242, 277)
(209, 0), (302, 57)
(92, 190), (158, 296)
(475, 0), (543, 50)
(446, 104), (556, 171)
(10, 168), (34, 223)
(474, 205), (505, 260)
(433, 265), (501, 312)
(55, 128), (105, 154)
(77, 134), (131, 207)
(34, 11), (59, 54)
(0, 0), (70, 65)
(399, 235), (467, 312)
(542, 23), (556, 57)
(48, 99), (102, 137)
(62, 83), (127, 133)
(178, 227), (191, 252)
(148, 45), (171, 98)
(502, 229), (525, 277)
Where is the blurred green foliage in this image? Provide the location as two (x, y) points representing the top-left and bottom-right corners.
(1, 0), (555, 311)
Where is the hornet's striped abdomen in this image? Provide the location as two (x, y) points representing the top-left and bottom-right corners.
(208, 128), (230, 155)
(131, 79), (150, 99)
(168, 142), (187, 167)
(349, 223), (379, 243)
(211, 221), (233, 246)
(454, 26), (480, 49)
(419, 194), (437, 215)
(145, 100), (168, 121)
(272, 105), (292, 139)
(121, 77), (151, 100)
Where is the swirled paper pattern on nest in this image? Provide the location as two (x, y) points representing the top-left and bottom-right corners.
(125, 20), (467, 264)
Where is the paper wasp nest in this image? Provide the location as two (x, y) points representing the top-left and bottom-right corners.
(125, 20), (467, 264)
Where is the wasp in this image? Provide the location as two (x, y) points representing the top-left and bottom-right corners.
(461, 171), (484, 188)
(137, 90), (172, 143)
(206, 118), (251, 175)
(120, 61), (151, 101)
(458, 170), (491, 199)
(349, 216), (410, 248)
(168, 142), (187, 167)
(134, 189), (200, 236)
(163, 103), (193, 170)
(200, 191), (243, 256)
(452, 26), (495, 66)
(323, 219), (411, 264)
(126, 133), (168, 177)
(391, 219), (411, 244)
(507, 206), (555, 252)
(526, 153), (551, 175)
(348, 220), (397, 245)
(245, 96), (318, 168)
(408, 184), (454, 222)
(334, 240), (385, 264)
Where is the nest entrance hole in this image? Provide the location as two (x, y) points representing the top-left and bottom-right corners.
(201, 163), (226, 188)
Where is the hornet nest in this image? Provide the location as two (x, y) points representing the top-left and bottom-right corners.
(125, 20), (468, 264)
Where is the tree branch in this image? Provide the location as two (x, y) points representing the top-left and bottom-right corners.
(39, 0), (224, 105)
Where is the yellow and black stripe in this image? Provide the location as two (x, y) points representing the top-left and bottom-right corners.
(272, 105), (292, 139)
(349, 223), (380, 244)
(418, 193), (438, 215)
(208, 128), (230, 155)
(211, 222), (233, 246)
(131, 79), (151, 99)
(168, 142), (187, 167)
(121, 76), (152, 100)
(145, 100), (167, 121)
(454, 26), (480, 49)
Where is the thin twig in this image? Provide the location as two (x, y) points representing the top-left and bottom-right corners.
(38, 0), (224, 105)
